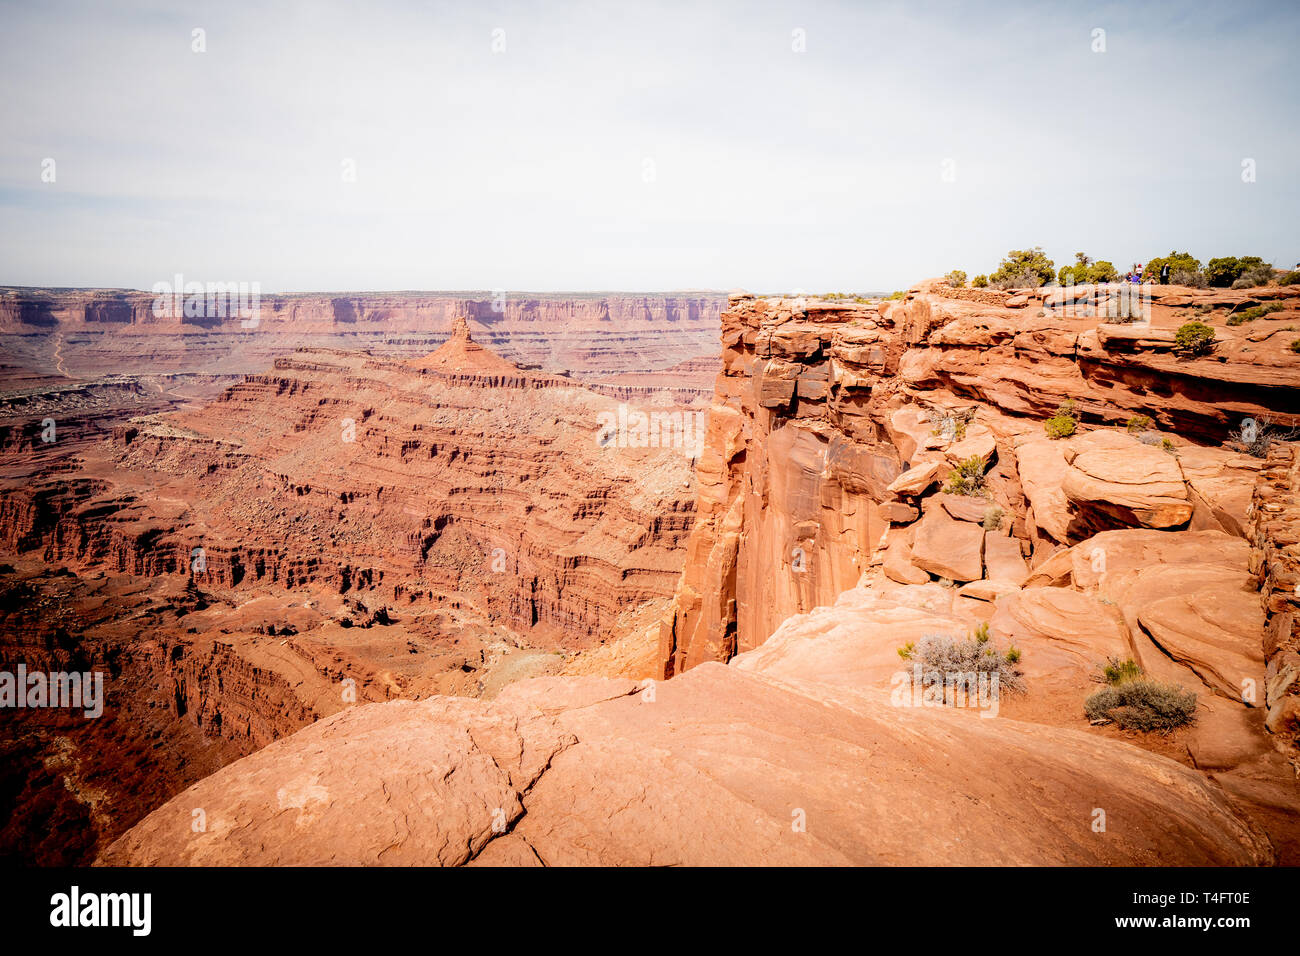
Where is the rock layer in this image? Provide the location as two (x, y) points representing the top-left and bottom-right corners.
(0, 287), (724, 384)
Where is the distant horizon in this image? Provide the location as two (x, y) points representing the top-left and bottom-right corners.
(0, 284), (735, 296)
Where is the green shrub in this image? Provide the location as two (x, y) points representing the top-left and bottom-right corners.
(1101, 657), (1143, 685)
(887, 290), (906, 300)
(944, 454), (988, 496)
(1125, 415), (1153, 433)
(1058, 253), (1118, 286)
(1205, 256), (1272, 288)
(971, 274), (988, 288)
(1085, 679), (1197, 732)
(989, 247), (1055, 289)
(1090, 260), (1118, 283)
(1173, 321), (1216, 356)
(1279, 270), (1300, 286)
(1226, 302), (1283, 326)
(1203, 257), (1241, 287)
(1045, 415), (1075, 439)
(1004, 646), (1021, 664)
(1144, 251), (1201, 283)
(897, 641), (915, 660)
(1043, 399), (1079, 440)
(1292, 339), (1300, 354)
(945, 270), (967, 288)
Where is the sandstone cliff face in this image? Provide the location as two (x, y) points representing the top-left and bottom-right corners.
(661, 284), (1300, 676)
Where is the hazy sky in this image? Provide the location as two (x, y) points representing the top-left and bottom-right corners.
(1, 0), (1297, 292)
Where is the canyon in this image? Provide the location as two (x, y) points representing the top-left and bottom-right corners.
(0, 308), (703, 863)
(4, 280), (1300, 866)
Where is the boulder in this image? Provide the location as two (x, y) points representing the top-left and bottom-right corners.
(984, 531), (1030, 584)
(1266, 696), (1300, 735)
(1061, 431), (1192, 529)
(795, 364), (830, 401)
(876, 500), (919, 524)
(1124, 566), (1266, 702)
(1068, 529), (1250, 593)
(886, 459), (945, 497)
(957, 579), (1020, 602)
(1175, 444), (1262, 538)
(1023, 547), (1073, 588)
(1014, 437), (1073, 543)
(882, 529), (931, 586)
(884, 405), (934, 464)
(944, 428), (996, 466)
(762, 322), (826, 360)
(936, 493), (992, 523)
(909, 507), (984, 582)
(1185, 698), (1271, 771)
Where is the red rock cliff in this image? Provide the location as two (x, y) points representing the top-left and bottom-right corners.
(661, 283), (1300, 676)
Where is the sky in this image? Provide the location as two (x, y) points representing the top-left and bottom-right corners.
(1, 0), (1297, 293)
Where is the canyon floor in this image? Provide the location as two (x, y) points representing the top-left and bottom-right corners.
(3, 282), (1300, 866)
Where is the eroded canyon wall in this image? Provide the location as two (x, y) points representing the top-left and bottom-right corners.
(661, 282), (1300, 677)
(3, 327), (698, 648)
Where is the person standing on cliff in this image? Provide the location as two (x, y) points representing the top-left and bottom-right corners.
(1160, 262), (1170, 284)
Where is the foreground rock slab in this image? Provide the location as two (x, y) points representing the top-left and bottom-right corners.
(101, 647), (1273, 866)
